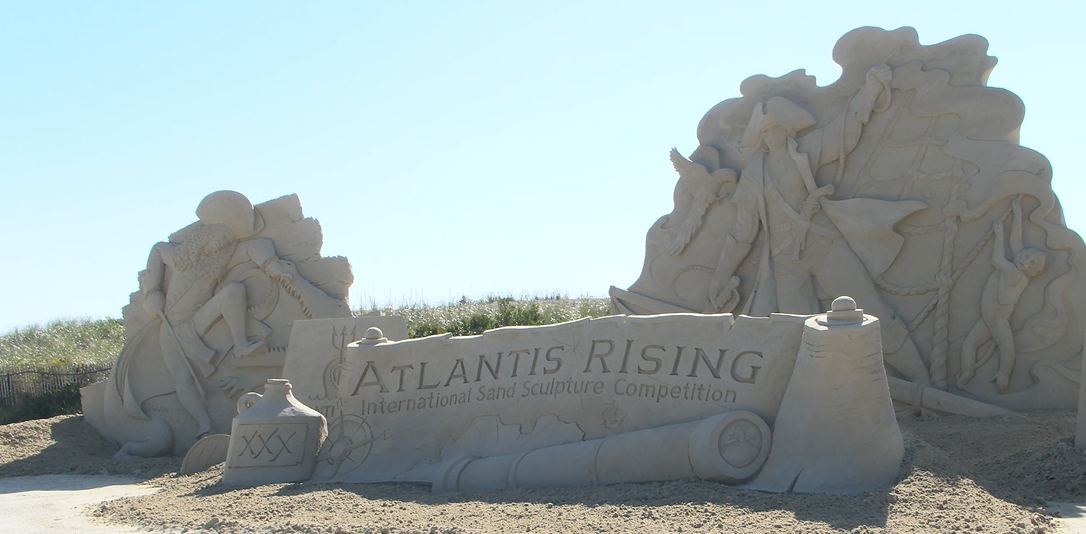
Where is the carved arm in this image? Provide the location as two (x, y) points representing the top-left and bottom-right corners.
(991, 221), (1017, 274)
(246, 238), (293, 283)
(1010, 197), (1024, 256)
(140, 242), (171, 317)
(709, 205), (758, 312)
(818, 65), (891, 166)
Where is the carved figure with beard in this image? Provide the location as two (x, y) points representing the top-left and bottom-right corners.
(131, 194), (292, 445)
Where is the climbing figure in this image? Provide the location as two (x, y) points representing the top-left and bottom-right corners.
(957, 197), (1045, 393)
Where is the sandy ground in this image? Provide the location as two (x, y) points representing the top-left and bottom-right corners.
(1047, 502), (1086, 534)
(1, 412), (1084, 533)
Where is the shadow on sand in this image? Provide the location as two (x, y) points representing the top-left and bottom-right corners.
(185, 470), (893, 531)
(0, 415), (180, 481)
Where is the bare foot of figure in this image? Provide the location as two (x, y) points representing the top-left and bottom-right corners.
(956, 371), (975, 390)
(990, 371), (1010, 394)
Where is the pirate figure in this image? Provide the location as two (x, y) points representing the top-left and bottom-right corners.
(708, 65), (932, 384)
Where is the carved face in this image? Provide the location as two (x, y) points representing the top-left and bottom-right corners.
(201, 223), (236, 253)
(760, 123), (788, 150)
(206, 234), (230, 253)
(1015, 249), (1046, 277)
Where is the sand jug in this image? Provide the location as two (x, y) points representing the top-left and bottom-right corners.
(223, 379), (327, 485)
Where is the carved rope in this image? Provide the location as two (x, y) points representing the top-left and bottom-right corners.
(929, 184), (962, 387)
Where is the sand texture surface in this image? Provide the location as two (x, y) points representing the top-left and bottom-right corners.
(0, 475), (157, 534)
(1, 412), (1084, 533)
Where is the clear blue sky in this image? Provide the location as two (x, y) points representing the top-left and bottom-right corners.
(2, 1), (1083, 332)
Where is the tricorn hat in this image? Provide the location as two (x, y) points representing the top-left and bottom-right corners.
(740, 97), (817, 148)
(195, 190), (265, 240)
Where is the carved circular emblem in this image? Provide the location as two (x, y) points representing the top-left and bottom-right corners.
(717, 419), (762, 469)
(688, 410), (771, 483)
(602, 405), (626, 430)
(312, 414), (373, 480)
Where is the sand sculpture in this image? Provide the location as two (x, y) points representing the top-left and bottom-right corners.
(81, 191), (355, 457)
(611, 27), (1086, 411)
(281, 296), (905, 494)
(77, 26), (1083, 492)
(177, 316), (410, 474)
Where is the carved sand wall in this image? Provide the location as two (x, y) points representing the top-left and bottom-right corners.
(299, 297), (905, 494)
(612, 27), (1085, 410)
(81, 191), (353, 457)
(323, 313), (806, 484)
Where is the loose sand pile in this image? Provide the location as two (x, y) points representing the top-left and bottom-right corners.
(1, 412), (1082, 533)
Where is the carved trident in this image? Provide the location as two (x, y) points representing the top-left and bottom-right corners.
(331, 325), (358, 366)
(327, 325), (359, 451)
(319, 325), (358, 404)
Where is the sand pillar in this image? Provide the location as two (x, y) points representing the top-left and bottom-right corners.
(746, 296), (904, 494)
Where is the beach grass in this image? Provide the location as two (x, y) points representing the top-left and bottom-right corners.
(358, 295), (613, 338)
(0, 318), (125, 369)
(1, 295), (613, 369)
(0, 295), (613, 423)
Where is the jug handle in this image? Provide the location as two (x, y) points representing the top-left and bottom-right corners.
(237, 392), (262, 415)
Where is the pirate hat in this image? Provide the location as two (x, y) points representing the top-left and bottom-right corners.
(740, 97), (816, 148)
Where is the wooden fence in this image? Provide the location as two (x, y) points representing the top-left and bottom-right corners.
(0, 363), (111, 407)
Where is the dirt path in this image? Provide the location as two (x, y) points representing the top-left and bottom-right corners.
(0, 475), (157, 534)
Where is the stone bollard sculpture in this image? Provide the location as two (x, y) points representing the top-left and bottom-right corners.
(431, 411), (771, 493)
(746, 296), (904, 494)
(223, 379), (327, 486)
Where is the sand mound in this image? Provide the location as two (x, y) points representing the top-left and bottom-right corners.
(2, 412), (1082, 533)
(0, 415), (179, 480)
